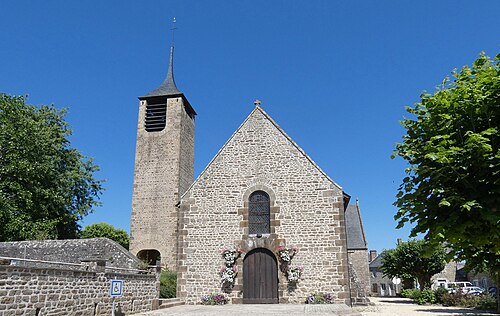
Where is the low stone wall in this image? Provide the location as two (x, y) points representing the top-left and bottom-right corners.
(0, 260), (159, 316)
(0, 238), (140, 269)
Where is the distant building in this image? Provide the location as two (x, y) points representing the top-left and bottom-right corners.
(369, 251), (400, 296)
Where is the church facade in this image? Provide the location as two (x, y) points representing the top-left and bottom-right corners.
(130, 44), (369, 305)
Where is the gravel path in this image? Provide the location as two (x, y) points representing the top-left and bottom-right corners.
(355, 296), (498, 316)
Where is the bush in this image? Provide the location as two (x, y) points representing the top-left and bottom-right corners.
(200, 294), (229, 305)
(400, 288), (421, 300)
(475, 295), (497, 311)
(306, 293), (334, 304)
(441, 291), (466, 306)
(417, 288), (436, 305)
(401, 287), (496, 310)
(434, 287), (448, 304)
(160, 269), (177, 298)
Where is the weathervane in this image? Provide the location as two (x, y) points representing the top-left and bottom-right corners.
(171, 17), (177, 47)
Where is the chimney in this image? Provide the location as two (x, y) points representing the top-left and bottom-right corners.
(369, 250), (377, 262)
(397, 238), (403, 245)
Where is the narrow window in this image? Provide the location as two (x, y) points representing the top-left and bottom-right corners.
(248, 191), (270, 235)
(145, 102), (166, 132)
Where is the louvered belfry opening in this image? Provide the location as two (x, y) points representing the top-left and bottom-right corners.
(248, 191), (271, 234)
(145, 101), (167, 132)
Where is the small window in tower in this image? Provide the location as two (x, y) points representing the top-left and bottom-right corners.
(145, 102), (166, 132)
(248, 191), (270, 235)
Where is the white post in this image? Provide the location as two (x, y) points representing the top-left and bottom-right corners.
(112, 297), (115, 316)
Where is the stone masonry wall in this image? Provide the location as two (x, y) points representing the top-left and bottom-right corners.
(178, 106), (350, 305)
(0, 238), (139, 269)
(130, 97), (194, 270)
(348, 249), (370, 305)
(0, 262), (158, 316)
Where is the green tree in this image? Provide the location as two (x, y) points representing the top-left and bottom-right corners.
(0, 94), (103, 241)
(80, 222), (129, 249)
(159, 269), (177, 298)
(393, 53), (500, 310)
(380, 239), (447, 289)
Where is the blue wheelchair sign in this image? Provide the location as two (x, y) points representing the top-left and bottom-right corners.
(110, 280), (123, 297)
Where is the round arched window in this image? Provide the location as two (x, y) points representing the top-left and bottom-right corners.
(248, 191), (270, 235)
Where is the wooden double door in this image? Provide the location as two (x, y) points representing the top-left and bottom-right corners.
(243, 248), (279, 304)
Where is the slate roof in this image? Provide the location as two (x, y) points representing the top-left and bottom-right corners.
(141, 47), (182, 98)
(345, 203), (368, 250)
(369, 254), (382, 268)
(139, 46), (196, 117)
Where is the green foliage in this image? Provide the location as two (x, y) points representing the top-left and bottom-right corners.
(417, 288), (436, 305)
(80, 222), (129, 249)
(160, 269), (177, 298)
(441, 292), (496, 310)
(306, 293), (334, 304)
(400, 288), (436, 305)
(441, 291), (466, 306)
(475, 295), (497, 311)
(393, 53), (500, 275)
(380, 239), (446, 289)
(434, 287), (449, 304)
(400, 288), (421, 299)
(0, 94), (103, 241)
(404, 288), (495, 310)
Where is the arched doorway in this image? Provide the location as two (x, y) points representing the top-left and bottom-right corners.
(136, 249), (161, 266)
(243, 248), (278, 304)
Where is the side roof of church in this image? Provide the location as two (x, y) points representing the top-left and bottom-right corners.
(345, 203), (368, 250)
(182, 105), (344, 198)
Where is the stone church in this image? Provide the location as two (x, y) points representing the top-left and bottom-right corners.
(129, 43), (369, 305)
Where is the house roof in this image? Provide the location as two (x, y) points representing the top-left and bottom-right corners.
(369, 254), (383, 268)
(345, 203), (368, 250)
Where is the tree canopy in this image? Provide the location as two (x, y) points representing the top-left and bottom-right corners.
(393, 53), (500, 294)
(80, 222), (129, 249)
(0, 94), (103, 241)
(380, 239), (446, 289)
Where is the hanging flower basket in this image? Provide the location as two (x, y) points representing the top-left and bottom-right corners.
(219, 265), (238, 286)
(220, 248), (243, 267)
(276, 245), (298, 263)
(286, 266), (304, 283)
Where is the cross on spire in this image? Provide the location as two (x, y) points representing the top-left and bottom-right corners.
(254, 99), (261, 107)
(171, 17), (177, 47)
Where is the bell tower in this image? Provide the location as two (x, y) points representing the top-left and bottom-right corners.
(130, 37), (196, 269)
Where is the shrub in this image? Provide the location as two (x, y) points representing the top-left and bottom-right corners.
(160, 269), (177, 298)
(434, 287), (448, 304)
(200, 294), (229, 305)
(306, 293), (334, 304)
(417, 288), (436, 305)
(475, 295), (496, 311)
(400, 288), (421, 300)
(441, 291), (466, 306)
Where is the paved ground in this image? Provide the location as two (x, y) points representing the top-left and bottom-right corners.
(133, 303), (356, 316)
(356, 297), (498, 316)
(132, 296), (498, 316)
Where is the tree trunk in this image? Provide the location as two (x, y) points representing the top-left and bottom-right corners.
(416, 275), (431, 290)
(495, 272), (500, 314)
(402, 278), (414, 289)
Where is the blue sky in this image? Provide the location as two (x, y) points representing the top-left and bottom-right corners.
(2, 1), (499, 253)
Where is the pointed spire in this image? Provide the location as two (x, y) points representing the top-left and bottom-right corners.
(142, 18), (183, 98)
